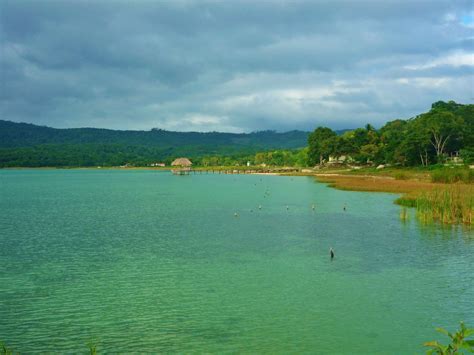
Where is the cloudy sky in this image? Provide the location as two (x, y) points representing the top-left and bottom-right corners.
(1, 0), (473, 132)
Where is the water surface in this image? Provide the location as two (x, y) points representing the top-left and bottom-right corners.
(0, 170), (473, 353)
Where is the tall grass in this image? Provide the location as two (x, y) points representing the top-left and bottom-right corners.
(399, 207), (409, 222)
(0, 341), (97, 354)
(0, 341), (12, 355)
(415, 185), (473, 225)
(431, 167), (474, 184)
(394, 171), (409, 180)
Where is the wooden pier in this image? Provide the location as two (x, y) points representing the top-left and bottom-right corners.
(172, 168), (300, 175)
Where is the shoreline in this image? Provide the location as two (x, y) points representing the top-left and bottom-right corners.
(2, 165), (472, 224)
(1, 165), (470, 192)
(1, 165), (454, 193)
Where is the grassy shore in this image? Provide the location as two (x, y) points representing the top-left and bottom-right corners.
(314, 167), (473, 226)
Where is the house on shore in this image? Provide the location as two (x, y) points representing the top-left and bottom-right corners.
(327, 155), (353, 165)
(171, 158), (192, 167)
(171, 158), (193, 175)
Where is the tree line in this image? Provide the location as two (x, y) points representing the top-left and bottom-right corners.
(198, 100), (473, 168)
(307, 101), (473, 166)
(0, 101), (471, 168)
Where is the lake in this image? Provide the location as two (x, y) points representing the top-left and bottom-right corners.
(0, 169), (473, 353)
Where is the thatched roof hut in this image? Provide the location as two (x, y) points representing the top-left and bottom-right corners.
(171, 158), (192, 167)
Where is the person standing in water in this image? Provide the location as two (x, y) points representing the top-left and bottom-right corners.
(330, 247), (335, 259)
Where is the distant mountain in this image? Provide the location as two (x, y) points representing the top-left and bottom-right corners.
(2, 100), (470, 168)
(0, 120), (318, 167)
(0, 120), (313, 149)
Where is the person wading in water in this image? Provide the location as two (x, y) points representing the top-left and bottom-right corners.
(330, 247), (335, 260)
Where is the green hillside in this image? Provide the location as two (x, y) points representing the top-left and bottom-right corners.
(0, 121), (310, 167)
(0, 120), (310, 149)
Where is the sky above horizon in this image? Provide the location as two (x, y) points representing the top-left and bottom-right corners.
(1, 0), (473, 133)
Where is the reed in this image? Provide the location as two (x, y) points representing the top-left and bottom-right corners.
(431, 167), (474, 184)
(0, 341), (12, 355)
(0, 341), (97, 354)
(399, 207), (409, 221)
(414, 185), (473, 225)
(88, 342), (97, 355)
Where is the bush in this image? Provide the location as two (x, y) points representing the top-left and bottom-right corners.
(424, 322), (474, 354)
(460, 148), (474, 164)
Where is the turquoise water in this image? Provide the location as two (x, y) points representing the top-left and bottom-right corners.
(0, 169), (473, 353)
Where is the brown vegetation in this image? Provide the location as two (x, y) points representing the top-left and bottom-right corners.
(315, 174), (473, 225)
(314, 174), (435, 194)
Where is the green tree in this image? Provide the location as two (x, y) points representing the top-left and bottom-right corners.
(295, 148), (309, 166)
(358, 143), (382, 163)
(402, 120), (434, 166)
(307, 127), (337, 165)
(379, 119), (408, 164)
(417, 111), (464, 162)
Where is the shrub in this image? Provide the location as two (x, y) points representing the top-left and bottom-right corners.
(459, 149), (474, 164)
(424, 322), (474, 354)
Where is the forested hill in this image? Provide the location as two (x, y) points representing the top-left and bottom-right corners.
(0, 120), (309, 149)
(0, 120), (315, 167)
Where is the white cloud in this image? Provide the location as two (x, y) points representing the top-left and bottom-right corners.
(1, 0), (472, 132)
(395, 77), (451, 87)
(404, 52), (474, 70)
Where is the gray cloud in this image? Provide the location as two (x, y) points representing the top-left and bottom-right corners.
(1, 0), (473, 132)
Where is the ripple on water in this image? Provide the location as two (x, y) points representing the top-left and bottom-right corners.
(0, 170), (473, 353)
